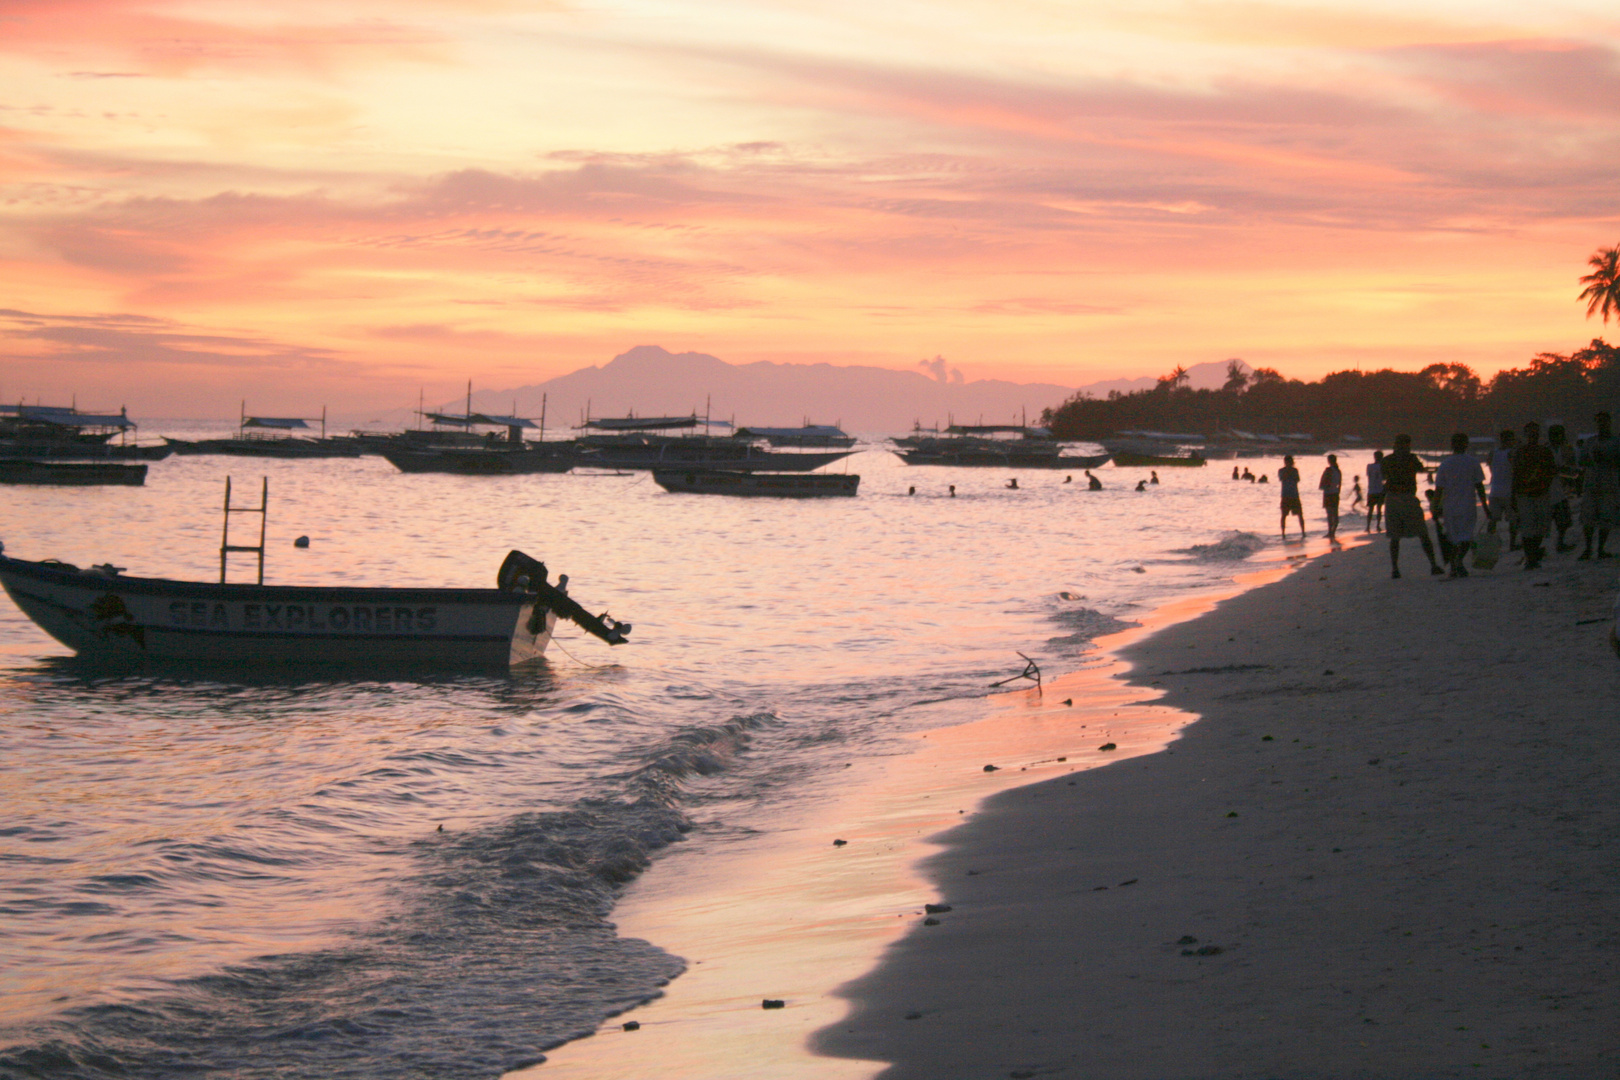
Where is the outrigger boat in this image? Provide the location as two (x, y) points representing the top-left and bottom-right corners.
(0, 479), (629, 668)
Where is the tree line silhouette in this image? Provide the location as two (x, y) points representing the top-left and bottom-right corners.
(1043, 343), (1620, 444)
(1045, 243), (1620, 445)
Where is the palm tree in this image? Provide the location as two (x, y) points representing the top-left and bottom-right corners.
(1579, 244), (1620, 324)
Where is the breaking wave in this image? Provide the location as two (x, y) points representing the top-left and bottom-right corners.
(1175, 531), (1269, 562)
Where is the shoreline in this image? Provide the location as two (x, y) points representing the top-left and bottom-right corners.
(816, 540), (1620, 1079)
(515, 556), (1304, 1080)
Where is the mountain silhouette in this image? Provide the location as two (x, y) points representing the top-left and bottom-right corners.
(460, 346), (1247, 434)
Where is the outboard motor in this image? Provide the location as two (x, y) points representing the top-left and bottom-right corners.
(498, 550), (631, 646)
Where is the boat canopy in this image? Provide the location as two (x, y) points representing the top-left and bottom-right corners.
(243, 416), (310, 430)
(424, 412), (538, 429)
(1, 404), (135, 429)
(736, 425), (849, 439)
(578, 416), (733, 431)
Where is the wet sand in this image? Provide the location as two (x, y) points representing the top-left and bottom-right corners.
(816, 540), (1620, 1079)
(517, 572), (1293, 1080)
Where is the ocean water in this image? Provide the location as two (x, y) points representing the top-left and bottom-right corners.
(0, 439), (1358, 1078)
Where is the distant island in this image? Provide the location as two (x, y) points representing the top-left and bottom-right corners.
(1043, 342), (1620, 443)
(459, 347), (1247, 435)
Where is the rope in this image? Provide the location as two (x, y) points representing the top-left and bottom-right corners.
(548, 631), (615, 669)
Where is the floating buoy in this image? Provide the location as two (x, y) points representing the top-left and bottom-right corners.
(293, 535), (310, 548)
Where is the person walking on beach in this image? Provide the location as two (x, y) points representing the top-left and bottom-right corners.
(1489, 429), (1517, 550)
(1366, 450), (1385, 532)
(1579, 410), (1620, 560)
(1278, 455), (1305, 539)
(1435, 432), (1489, 577)
(1319, 454), (1343, 540)
(1511, 422), (1557, 570)
(1382, 435), (1444, 579)
(1349, 477), (1364, 514)
(1548, 424), (1579, 553)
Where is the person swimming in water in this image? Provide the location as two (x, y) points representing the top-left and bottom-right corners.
(1134, 479), (1147, 491)
(1086, 471), (1103, 490)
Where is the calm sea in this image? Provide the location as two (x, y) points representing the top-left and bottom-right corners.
(0, 434), (1354, 1078)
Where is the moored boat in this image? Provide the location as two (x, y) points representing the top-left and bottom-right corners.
(378, 445), (574, 474)
(652, 469), (859, 497)
(1110, 451), (1207, 468)
(0, 460), (148, 485)
(0, 547), (628, 668)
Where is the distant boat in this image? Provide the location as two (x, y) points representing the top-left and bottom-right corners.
(0, 460), (148, 485)
(734, 425), (856, 448)
(164, 407), (362, 458)
(0, 547), (628, 669)
(574, 415), (854, 472)
(0, 404), (171, 460)
(891, 424), (1105, 468)
(378, 445), (574, 474)
(652, 469), (859, 497)
(1111, 452), (1207, 468)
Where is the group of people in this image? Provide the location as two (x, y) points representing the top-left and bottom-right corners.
(1283, 412), (1620, 579)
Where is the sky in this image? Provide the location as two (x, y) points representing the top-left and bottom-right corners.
(1, 0), (1618, 416)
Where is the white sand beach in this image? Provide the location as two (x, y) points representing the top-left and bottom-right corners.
(817, 540), (1620, 1079)
(523, 540), (1619, 1079)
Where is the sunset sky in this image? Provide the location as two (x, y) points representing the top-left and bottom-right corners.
(2, 0), (1618, 416)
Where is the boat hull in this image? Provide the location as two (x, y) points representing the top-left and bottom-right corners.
(581, 447), (854, 472)
(0, 460), (148, 485)
(1110, 452), (1207, 468)
(896, 450), (1111, 469)
(652, 469), (859, 497)
(378, 447), (574, 474)
(163, 437), (363, 458)
(0, 557), (553, 668)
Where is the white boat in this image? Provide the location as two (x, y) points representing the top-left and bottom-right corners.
(0, 546), (629, 669)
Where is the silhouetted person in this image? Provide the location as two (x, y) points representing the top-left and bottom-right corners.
(1150, 471), (1160, 485)
(1548, 424), (1578, 552)
(1435, 432), (1488, 577)
(1382, 435), (1444, 578)
(1086, 471), (1102, 490)
(1135, 479), (1147, 492)
(1278, 455), (1305, 538)
(1366, 450), (1385, 532)
(949, 485), (956, 497)
(1006, 478), (1018, 489)
(1349, 477), (1364, 514)
(1232, 466), (1241, 480)
(1064, 475), (1072, 484)
(908, 486), (915, 495)
(1511, 421), (1556, 570)
(1579, 410), (1620, 559)
(1319, 453), (1342, 540)
(1489, 428), (1517, 550)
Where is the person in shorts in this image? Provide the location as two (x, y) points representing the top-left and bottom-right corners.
(1319, 454), (1343, 540)
(1489, 429), (1517, 550)
(1511, 421), (1557, 570)
(1579, 410), (1620, 560)
(1381, 435), (1444, 579)
(1278, 455), (1305, 539)
(1366, 450), (1385, 532)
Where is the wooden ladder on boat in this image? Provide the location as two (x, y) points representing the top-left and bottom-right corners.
(220, 476), (268, 584)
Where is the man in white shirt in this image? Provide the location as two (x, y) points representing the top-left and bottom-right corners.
(1435, 432), (1489, 577)
(1365, 451), (1385, 532)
